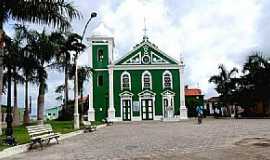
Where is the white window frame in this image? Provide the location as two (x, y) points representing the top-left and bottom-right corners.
(163, 70), (173, 89)
(121, 71), (131, 90)
(141, 70), (152, 90)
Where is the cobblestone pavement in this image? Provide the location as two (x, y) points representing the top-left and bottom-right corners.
(4, 118), (270, 160)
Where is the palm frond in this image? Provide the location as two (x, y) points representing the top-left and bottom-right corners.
(7, 0), (81, 31)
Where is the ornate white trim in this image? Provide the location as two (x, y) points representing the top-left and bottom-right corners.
(162, 70), (173, 89)
(123, 52), (141, 64)
(161, 90), (175, 119)
(141, 70), (152, 90)
(94, 69), (108, 71)
(113, 64), (179, 70)
(121, 71), (131, 91)
(113, 41), (179, 65)
(139, 95), (156, 121)
(151, 51), (170, 64)
(120, 96), (133, 121)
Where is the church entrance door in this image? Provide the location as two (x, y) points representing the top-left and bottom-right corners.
(122, 99), (131, 121)
(141, 99), (153, 120)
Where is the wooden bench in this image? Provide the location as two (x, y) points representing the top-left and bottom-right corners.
(26, 124), (61, 149)
(82, 120), (96, 132)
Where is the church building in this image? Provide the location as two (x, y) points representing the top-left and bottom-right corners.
(87, 23), (187, 122)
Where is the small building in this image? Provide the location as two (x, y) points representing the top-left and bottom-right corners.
(45, 106), (61, 120)
(184, 86), (204, 117)
(205, 97), (220, 116)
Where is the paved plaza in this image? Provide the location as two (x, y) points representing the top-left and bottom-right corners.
(4, 118), (270, 160)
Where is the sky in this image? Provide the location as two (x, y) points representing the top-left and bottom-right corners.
(2, 0), (270, 114)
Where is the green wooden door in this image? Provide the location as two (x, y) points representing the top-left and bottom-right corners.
(142, 99), (153, 120)
(122, 100), (131, 121)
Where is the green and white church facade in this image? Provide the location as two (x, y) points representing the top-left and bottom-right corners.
(87, 23), (187, 122)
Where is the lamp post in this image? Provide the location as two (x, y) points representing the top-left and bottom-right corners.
(74, 12), (97, 129)
(4, 37), (16, 145)
(0, 30), (4, 136)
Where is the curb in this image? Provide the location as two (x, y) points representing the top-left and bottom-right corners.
(0, 124), (107, 159)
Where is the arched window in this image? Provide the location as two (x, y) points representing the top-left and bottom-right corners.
(142, 71), (152, 90)
(163, 70), (173, 89)
(97, 49), (104, 62)
(121, 71), (131, 90)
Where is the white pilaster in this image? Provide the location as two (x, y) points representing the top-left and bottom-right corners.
(107, 66), (115, 121)
(179, 60), (188, 120)
(88, 71), (95, 121)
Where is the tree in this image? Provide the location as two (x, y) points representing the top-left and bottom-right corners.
(209, 64), (238, 116)
(25, 30), (58, 124)
(235, 53), (270, 116)
(2, 33), (26, 126)
(55, 84), (65, 103)
(51, 32), (85, 111)
(77, 66), (91, 120)
(0, 0), (80, 135)
(11, 25), (27, 126)
(69, 65), (91, 120)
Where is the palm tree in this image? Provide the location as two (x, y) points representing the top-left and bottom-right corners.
(240, 53), (270, 115)
(51, 32), (84, 111)
(27, 30), (57, 124)
(78, 66), (91, 119)
(69, 65), (91, 119)
(22, 51), (38, 125)
(209, 64), (238, 116)
(2, 29), (26, 126)
(11, 25), (27, 126)
(13, 24), (39, 125)
(0, 0), (80, 136)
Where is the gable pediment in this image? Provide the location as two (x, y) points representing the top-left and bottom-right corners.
(115, 40), (179, 65)
(138, 90), (156, 97)
(161, 90), (176, 96)
(119, 91), (134, 97)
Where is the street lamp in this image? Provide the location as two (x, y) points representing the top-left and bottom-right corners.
(74, 12), (97, 129)
(3, 37), (16, 145)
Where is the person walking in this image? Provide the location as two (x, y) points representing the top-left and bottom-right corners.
(196, 106), (203, 124)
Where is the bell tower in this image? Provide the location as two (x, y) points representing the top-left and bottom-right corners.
(88, 23), (115, 121)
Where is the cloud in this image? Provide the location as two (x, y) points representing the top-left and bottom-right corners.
(97, 0), (260, 98)
(2, 0), (267, 115)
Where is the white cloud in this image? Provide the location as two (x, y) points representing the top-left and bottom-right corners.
(94, 0), (260, 98)
(2, 0), (265, 114)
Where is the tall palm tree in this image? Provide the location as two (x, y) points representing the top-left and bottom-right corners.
(51, 32), (84, 111)
(2, 31), (25, 126)
(22, 51), (38, 125)
(0, 0), (80, 135)
(77, 66), (91, 118)
(11, 25), (26, 126)
(13, 24), (39, 125)
(27, 30), (57, 124)
(69, 65), (91, 119)
(209, 64), (238, 116)
(77, 66), (91, 101)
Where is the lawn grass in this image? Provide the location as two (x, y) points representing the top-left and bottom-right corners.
(0, 120), (103, 151)
(48, 120), (75, 134)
